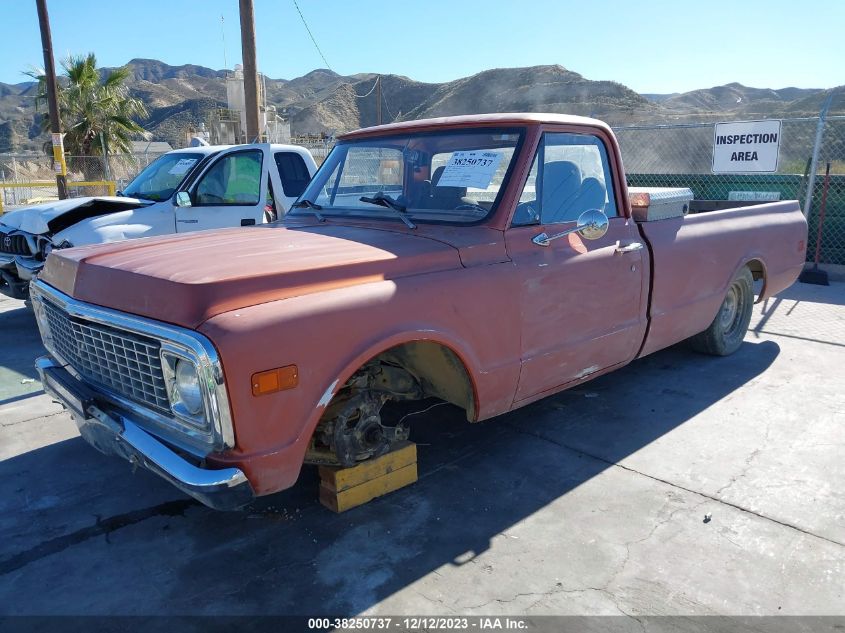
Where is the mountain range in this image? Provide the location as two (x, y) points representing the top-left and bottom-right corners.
(0, 58), (842, 152)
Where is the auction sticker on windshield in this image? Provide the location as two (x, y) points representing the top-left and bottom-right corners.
(168, 158), (198, 175)
(437, 151), (503, 189)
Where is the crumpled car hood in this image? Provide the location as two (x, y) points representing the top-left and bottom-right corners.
(40, 223), (463, 328)
(0, 196), (147, 235)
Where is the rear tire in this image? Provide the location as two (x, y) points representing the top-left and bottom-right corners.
(690, 266), (754, 356)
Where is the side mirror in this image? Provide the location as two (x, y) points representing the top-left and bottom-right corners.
(532, 209), (610, 247)
(175, 191), (192, 208)
(576, 209), (610, 240)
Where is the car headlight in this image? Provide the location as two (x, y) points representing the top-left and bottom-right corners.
(174, 359), (203, 416)
(40, 239), (72, 260)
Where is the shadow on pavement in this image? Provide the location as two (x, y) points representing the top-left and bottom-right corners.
(750, 281), (845, 348)
(0, 339), (780, 615)
(0, 303), (43, 401)
(771, 279), (844, 307)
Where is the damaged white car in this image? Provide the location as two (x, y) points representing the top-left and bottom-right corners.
(0, 143), (316, 298)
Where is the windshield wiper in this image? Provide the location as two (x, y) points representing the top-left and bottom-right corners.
(359, 192), (416, 229)
(292, 198), (326, 222)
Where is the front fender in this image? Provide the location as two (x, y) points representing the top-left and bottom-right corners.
(307, 324), (482, 424)
(199, 267), (523, 495)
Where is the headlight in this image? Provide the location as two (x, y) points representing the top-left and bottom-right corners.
(174, 359), (203, 415)
(41, 239), (72, 260)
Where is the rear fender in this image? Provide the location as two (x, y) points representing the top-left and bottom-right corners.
(702, 255), (767, 326)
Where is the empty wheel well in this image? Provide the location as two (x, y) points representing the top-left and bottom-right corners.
(374, 341), (477, 422)
(305, 341), (478, 466)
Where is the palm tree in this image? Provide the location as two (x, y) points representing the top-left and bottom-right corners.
(27, 53), (149, 179)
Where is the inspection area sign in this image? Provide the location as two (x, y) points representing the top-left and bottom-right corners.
(712, 119), (781, 173)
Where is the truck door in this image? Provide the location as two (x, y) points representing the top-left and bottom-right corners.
(505, 130), (649, 403)
(176, 145), (270, 232)
(270, 149), (315, 216)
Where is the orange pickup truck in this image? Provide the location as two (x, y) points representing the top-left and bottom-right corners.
(32, 113), (807, 510)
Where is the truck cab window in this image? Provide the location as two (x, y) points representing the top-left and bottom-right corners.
(513, 133), (618, 226)
(195, 150), (262, 206)
(274, 152), (311, 198)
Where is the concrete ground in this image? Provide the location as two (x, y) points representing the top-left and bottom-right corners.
(0, 282), (843, 618)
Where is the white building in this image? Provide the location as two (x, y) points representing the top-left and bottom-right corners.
(222, 65), (291, 144)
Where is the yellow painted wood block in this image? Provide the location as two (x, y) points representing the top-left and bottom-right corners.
(318, 442), (418, 513)
(319, 463), (418, 513)
(318, 441), (417, 492)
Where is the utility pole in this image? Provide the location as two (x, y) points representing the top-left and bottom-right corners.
(238, 0), (261, 143)
(35, 0), (67, 199)
(376, 75), (382, 126)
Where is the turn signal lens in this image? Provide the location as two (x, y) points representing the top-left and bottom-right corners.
(252, 365), (299, 396)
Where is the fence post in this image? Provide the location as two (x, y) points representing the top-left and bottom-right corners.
(99, 133), (111, 183)
(803, 94), (834, 218)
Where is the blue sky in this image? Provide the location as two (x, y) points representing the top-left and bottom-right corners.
(2, 0), (842, 93)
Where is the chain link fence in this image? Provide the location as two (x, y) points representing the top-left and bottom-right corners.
(2, 119), (844, 265)
(613, 116), (845, 266)
(293, 138), (333, 165)
(0, 152), (168, 209)
(303, 118), (845, 266)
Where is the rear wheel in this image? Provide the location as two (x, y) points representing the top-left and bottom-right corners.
(690, 266), (754, 356)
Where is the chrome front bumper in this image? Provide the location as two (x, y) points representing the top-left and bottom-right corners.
(36, 356), (255, 511)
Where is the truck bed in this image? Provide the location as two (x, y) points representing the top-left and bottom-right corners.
(636, 200), (807, 357)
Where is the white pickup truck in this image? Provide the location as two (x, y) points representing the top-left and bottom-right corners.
(0, 143), (317, 298)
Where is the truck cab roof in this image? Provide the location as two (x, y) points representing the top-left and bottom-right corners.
(167, 143), (313, 156)
(340, 112), (614, 140)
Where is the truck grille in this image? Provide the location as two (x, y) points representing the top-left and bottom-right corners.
(41, 299), (170, 412)
(0, 233), (31, 255)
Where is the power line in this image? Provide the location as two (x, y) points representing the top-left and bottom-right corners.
(382, 84), (396, 121)
(292, 0), (332, 71)
(355, 75), (379, 99)
(354, 76), (395, 123)
(220, 15), (228, 69)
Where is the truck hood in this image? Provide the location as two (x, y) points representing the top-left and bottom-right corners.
(40, 224), (463, 328)
(0, 196), (148, 235)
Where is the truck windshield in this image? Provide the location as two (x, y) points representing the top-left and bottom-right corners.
(293, 127), (524, 224)
(122, 152), (205, 202)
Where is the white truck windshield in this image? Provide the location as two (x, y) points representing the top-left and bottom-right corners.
(122, 152), (205, 202)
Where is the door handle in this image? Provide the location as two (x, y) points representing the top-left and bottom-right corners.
(615, 241), (643, 254)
